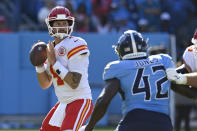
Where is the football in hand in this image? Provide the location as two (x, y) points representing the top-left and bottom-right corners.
(29, 42), (47, 66)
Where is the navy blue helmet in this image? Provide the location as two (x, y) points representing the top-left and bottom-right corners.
(115, 30), (147, 60)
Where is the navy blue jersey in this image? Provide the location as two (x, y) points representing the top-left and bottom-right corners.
(103, 54), (175, 116)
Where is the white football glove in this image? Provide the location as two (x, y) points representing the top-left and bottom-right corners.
(166, 68), (187, 84)
(78, 125), (87, 131)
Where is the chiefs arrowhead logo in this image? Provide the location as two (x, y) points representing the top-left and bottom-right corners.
(58, 46), (66, 56)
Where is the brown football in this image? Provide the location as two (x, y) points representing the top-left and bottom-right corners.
(29, 42), (47, 66)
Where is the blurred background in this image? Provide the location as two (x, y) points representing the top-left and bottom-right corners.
(0, 0), (197, 130)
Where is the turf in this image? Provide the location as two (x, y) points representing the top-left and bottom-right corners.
(0, 128), (114, 131)
(1, 128), (197, 131)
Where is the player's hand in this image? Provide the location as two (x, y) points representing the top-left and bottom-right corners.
(166, 68), (187, 84)
(36, 63), (44, 67)
(46, 41), (56, 65)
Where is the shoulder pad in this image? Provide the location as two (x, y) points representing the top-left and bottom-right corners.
(159, 54), (175, 69)
(103, 61), (123, 80)
(66, 36), (89, 59)
(186, 45), (195, 52)
(160, 54), (172, 59)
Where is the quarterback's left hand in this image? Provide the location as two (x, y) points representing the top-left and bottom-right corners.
(166, 68), (187, 85)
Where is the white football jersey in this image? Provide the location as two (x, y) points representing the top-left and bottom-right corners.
(45, 36), (92, 104)
(183, 45), (197, 72)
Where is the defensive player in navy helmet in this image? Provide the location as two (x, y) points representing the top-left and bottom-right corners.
(79, 30), (175, 131)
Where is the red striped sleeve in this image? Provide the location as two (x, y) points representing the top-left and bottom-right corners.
(67, 45), (88, 59)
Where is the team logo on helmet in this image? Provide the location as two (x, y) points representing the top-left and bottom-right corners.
(58, 46), (66, 56)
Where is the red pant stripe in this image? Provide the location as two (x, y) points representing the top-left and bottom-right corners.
(79, 100), (92, 128)
(73, 99), (90, 131)
(76, 99), (90, 131)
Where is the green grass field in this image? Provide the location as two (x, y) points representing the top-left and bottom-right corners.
(1, 128), (197, 131)
(0, 127), (115, 131)
(0, 128), (114, 131)
(0, 129), (113, 131)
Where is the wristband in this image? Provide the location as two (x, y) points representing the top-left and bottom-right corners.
(35, 65), (46, 73)
(184, 75), (188, 85)
(53, 61), (68, 80)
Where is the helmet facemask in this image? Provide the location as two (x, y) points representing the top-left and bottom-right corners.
(45, 17), (74, 39)
(45, 6), (75, 39)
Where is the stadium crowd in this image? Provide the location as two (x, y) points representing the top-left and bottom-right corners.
(0, 0), (196, 60)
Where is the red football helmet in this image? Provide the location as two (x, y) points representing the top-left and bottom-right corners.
(45, 6), (75, 39)
(192, 28), (197, 45)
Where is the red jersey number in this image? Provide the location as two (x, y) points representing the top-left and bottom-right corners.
(50, 65), (64, 86)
